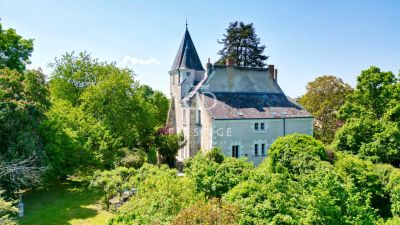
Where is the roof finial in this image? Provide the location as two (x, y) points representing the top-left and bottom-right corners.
(185, 14), (188, 29)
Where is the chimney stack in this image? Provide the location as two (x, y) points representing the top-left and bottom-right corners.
(226, 58), (235, 66)
(268, 64), (275, 80)
(206, 58), (212, 71)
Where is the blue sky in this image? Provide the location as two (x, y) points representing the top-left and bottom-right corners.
(1, 0), (399, 97)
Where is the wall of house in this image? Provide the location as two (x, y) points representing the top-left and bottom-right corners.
(197, 95), (213, 154)
(210, 117), (313, 166)
(170, 69), (206, 161)
(204, 66), (282, 93)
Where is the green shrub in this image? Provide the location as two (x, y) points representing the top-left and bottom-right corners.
(117, 148), (146, 169)
(204, 147), (225, 164)
(172, 198), (240, 225)
(186, 152), (253, 199)
(109, 164), (201, 225)
(268, 134), (327, 175)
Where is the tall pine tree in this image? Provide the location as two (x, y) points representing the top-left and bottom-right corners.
(217, 21), (268, 68)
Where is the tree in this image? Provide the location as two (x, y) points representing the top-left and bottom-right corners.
(334, 66), (400, 166)
(299, 76), (353, 143)
(334, 153), (390, 218)
(134, 85), (169, 149)
(109, 164), (201, 225)
(0, 23), (34, 73)
(217, 21), (268, 67)
(0, 156), (46, 190)
(90, 166), (137, 209)
(333, 118), (381, 155)
(46, 51), (169, 175)
(338, 66), (399, 121)
(267, 134), (327, 175)
(186, 149), (253, 199)
(154, 131), (186, 167)
(0, 68), (49, 191)
(224, 154), (380, 225)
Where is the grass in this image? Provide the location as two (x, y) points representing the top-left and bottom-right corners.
(19, 180), (114, 225)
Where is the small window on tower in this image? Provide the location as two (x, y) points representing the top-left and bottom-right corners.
(183, 109), (186, 124)
(261, 122), (265, 130)
(196, 110), (201, 125)
(186, 72), (190, 77)
(254, 123), (259, 131)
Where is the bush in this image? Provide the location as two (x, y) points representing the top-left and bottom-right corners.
(90, 167), (137, 209)
(204, 147), (225, 164)
(268, 134), (327, 175)
(146, 147), (157, 164)
(109, 164), (201, 225)
(0, 190), (17, 225)
(226, 160), (378, 225)
(186, 152), (253, 199)
(172, 198), (240, 225)
(117, 148), (146, 169)
(334, 153), (390, 218)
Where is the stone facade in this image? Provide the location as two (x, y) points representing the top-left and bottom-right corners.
(167, 28), (313, 165)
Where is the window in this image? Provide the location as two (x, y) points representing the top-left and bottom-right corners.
(232, 145), (239, 158)
(178, 73), (181, 83)
(186, 72), (190, 77)
(261, 143), (266, 156)
(254, 144), (259, 156)
(254, 123), (259, 131)
(182, 109), (186, 124)
(260, 122), (265, 130)
(196, 110), (201, 125)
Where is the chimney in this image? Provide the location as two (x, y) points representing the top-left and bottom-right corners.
(226, 58), (235, 66)
(206, 58), (212, 71)
(268, 64), (275, 80)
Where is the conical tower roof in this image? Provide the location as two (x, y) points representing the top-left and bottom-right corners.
(171, 28), (204, 71)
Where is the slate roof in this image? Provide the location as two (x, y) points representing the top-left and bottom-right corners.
(201, 92), (312, 119)
(171, 28), (205, 71)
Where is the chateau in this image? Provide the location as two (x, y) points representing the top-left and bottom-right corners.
(167, 28), (313, 165)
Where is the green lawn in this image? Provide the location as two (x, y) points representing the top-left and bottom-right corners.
(19, 180), (114, 225)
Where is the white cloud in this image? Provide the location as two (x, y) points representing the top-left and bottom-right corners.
(123, 56), (161, 66)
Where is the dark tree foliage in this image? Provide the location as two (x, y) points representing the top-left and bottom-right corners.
(0, 23), (34, 73)
(0, 68), (49, 191)
(217, 21), (268, 67)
